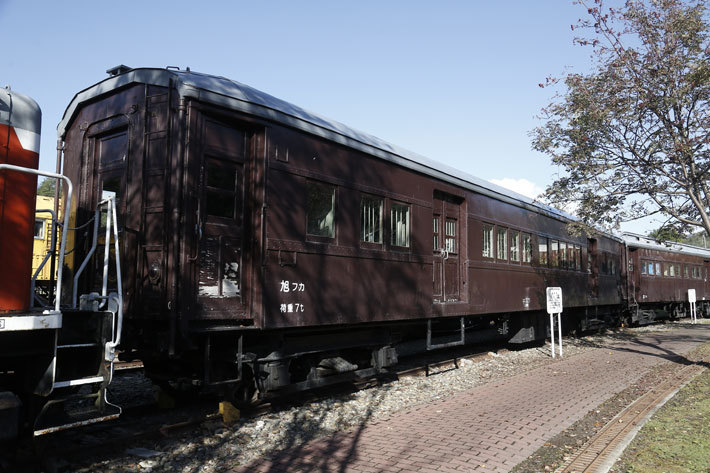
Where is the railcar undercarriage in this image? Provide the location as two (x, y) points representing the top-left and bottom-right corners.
(135, 305), (665, 404)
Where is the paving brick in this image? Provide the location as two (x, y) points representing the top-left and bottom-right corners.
(231, 325), (709, 473)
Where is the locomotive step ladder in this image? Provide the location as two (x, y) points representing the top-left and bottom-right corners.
(33, 183), (124, 435)
(33, 298), (123, 436)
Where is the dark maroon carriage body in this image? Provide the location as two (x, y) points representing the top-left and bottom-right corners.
(57, 68), (708, 393)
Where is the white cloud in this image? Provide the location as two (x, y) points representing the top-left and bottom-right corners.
(489, 178), (544, 200)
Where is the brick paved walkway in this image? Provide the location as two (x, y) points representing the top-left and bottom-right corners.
(230, 325), (710, 473)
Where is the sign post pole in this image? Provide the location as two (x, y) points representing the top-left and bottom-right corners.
(549, 312), (555, 358)
(546, 287), (563, 358)
(689, 289), (697, 324)
(557, 312), (563, 358)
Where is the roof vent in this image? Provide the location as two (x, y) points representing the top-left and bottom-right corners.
(106, 65), (132, 77)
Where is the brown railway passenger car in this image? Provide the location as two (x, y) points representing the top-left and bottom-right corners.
(57, 67), (634, 399)
(623, 233), (710, 324)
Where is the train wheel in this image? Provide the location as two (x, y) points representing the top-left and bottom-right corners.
(225, 365), (258, 409)
(620, 313), (632, 328)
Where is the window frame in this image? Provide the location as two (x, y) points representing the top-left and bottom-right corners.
(482, 223), (494, 259)
(204, 157), (243, 224)
(305, 180), (337, 240)
(433, 215), (440, 251)
(34, 218), (46, 240)
(509, 230), (520, 263)
(550, 239), (559, 268)
(539, 237), (549, 267)
(360, 194), (383, 245)
(390, 201), (411, 249)
(522, 233), (532, 264)
(444, 217), (457, 254)
(496, 227), (508, 261)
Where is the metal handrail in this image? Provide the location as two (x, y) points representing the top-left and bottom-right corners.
(0, 164), (72, 313)
(30, 208), (57, 308)
(69, 196), (123, 358)
(72, 207), (100, 307)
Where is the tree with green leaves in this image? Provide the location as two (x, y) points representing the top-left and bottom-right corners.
(647, 225), (683, 241)
(533, 0), (710, 236)
(37, 177), (56, 197)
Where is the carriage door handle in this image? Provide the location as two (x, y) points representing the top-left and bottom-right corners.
(439, 248), (449, 260)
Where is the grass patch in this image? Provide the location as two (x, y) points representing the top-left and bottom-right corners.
(612, 367), (710, 473)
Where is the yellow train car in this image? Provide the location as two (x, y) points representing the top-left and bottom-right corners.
(32, 195), (56, 280)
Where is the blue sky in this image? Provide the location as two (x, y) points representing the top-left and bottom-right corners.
(1, 1), (656, 233)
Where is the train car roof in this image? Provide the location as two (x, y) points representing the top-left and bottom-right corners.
(58, 67), (585, 225)
(622, 232), (710, 259)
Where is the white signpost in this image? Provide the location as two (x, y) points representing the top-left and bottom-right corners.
(546, 287), (563, 358)
(689, 289), (697, 324)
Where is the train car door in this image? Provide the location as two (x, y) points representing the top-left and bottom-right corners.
(87, 124), (130, 297)
(193, 117), (248, 318)
(432, 192), (464, 304)
(587, 238), (599, 298)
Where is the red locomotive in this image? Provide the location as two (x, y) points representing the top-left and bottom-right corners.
(0, 87), (41, 312)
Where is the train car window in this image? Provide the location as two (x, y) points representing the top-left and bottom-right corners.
(648, 261), (655, 275)
(306, 182), (336, 238)
(663, 264), (669, 277)
(610, 257), (616, 275)
(391, 203), (410, 247)
(98, 129), (128, 167)
(641, 260), (647, 275)
(575, 245), (582, 270)
(684, 265), (690, 278)
(510, 231), (520, 262)
(100, 176), (122, 230)
(655, 262), (661, 276)
(539, 238), (548, 266)
(482, 224), (494, 258)
(676, 264), (682, 277)
(559, 242), (568, 269)
(433, 217), (440, 250)
(445, 219), (457, 254)
(360, 196), (383, 243)
(522, 233), (532, 263)
(550, 240), (559, 267)
(34, 218), (45, 240)
(497, 228), (508, 260)
(587, 251), (592, 274)
(205, 161), (241, 222)
(669, 264), (675, 277)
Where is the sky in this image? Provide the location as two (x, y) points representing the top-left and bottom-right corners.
(0, 0), (660, 234)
